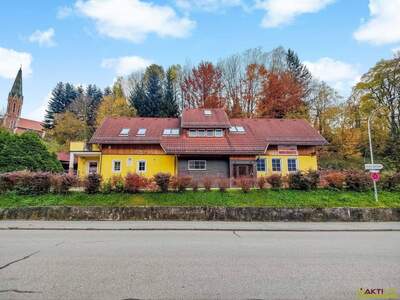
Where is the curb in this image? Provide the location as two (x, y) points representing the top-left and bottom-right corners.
(1, 227), (400, 232)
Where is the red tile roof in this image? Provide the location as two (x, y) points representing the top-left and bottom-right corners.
(90, 117), (180, 144)
(90, 110), (327, 155)
(16, 118), (43, 132)
(181, 108), (231, 128)
(57, 152), (70, 162)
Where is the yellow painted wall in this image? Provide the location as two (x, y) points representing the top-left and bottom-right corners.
(77, 156), (100, 178)
(256, 155), (317, 177)
(100, 154), (176, 180)
(70, 141), (100, 152)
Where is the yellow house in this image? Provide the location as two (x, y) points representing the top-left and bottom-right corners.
(70, 108), (327, 184)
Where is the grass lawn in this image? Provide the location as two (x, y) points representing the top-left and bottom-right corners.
(0, 189), (399, 208)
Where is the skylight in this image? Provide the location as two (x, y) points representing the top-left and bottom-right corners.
(119, 128), (130, 136)
(163, 128), (180, 136)
(204, 109), (212, 116)
(137, 128), (146, 136)
(229, 126), (245, 133)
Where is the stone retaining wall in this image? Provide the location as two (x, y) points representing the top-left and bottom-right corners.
(0, 206), (399, 221)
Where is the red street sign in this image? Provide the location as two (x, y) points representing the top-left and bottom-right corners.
(370, 171), (380, 182)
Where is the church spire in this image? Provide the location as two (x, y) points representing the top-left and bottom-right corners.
(9, 67), (23, 99)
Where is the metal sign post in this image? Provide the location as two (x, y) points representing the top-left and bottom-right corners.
(367, 108), (381, 202)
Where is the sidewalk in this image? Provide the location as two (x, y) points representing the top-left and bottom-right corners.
(1, 220), (399, 231)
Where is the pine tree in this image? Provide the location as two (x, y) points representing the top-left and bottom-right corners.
(160, 66), (180, 117)
(286, 49), (312, 98)
(85, 84), (103, 134)
(44, 82), (78, 129)
(129, 81), (147, 117)
(142, 64), (164, 117)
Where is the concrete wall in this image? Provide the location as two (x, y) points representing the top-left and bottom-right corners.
(1, 207), (399, 222)
(178, 158), (229, 181)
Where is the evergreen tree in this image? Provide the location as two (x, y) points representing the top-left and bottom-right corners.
(160, 66), (180, 117)
(129, 81), (147, 117)
(141, 64), (164, 117)
(103, 86), (112, 97)
(44, 82), (78, 129)
(85, 84), (103, 134)
(286, 49), (312, 98)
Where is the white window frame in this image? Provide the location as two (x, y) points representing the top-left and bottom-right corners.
(188, 160), (207, 171)
(287, 158), (298, 172)
(215, 129), (223, 137)
(163, 128), (171, 135)
(137, 128), (146, 136)
(137, 160), (146, 172)
(171, 128), (180, 135)
(271, 158), (282, 172)
(197, 129), (206, 137)
(127, 157), (133, 167)
(188, 129), (197, 137)
(256, 158), (266, 172)
(204, 109), (212, 116)
(112, 160), (122, 173)
(206, 129), (214, 137)
(119, 128), (130, 136)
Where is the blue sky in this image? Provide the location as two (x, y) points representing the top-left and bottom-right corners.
(0, 0), (399, 121)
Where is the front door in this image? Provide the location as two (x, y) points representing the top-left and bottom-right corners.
(88, 161), (98, 174)
(234, 164), (254, 178)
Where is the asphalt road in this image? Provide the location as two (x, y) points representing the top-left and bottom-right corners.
(0, 229), (399, 300)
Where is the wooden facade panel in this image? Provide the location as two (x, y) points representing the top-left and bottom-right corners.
(266, 145), (316, 156)
(102, 144), (165, 155)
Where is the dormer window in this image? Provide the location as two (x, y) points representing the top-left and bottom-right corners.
(137, 128), (146, 136)
(119, 128), (130, 136)
(204, 109), (212, 116)
(229, 126), (245, 133)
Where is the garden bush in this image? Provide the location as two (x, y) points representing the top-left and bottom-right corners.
(257, 176), (267, 189)
(324, 172), (346, 190)
(51, 173), (77, 194)
(266, 174), (283, 189)
(177, 176), (192, 192)
(237, 176), (254, 193)
(345, 170), (371, 192)
(191, 180), (199, 192)
(217, 178), (230, 192)
(84, 173), (102, 194)
(101, 179), (112, 194)
(379, 173), (400, 191)
(153, 173), (171, 192)
(125, 173), (147, 193)
(203, 176), (213, 191)
(288, 171), (320, 190)
(13, 171), (52, 195)
(111, 175), (124, 192)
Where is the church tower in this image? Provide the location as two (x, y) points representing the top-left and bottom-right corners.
(3, 68), (23, 131)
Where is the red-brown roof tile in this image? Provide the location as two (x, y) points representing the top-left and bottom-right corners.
(181, 108), (231, 128)
(16, 118), (43, 132)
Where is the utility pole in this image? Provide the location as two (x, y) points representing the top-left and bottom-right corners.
(367, 107), (382, 202)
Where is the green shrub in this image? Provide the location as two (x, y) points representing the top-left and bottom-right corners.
(379, 173), (400, 191)
(266, 174), (283, 189)
(101, 179), (112, 194)
(344, 171), (371, 192)
(125, 173), (147, 193)
(111, 175), (124, 192)
(14, 172), (52, 195)
(288, 171), (320, 190)
(153, 173), (171, 192)
(84, 173), (102, 194)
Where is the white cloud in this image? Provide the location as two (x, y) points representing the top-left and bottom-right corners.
(304, 57), (361, 95)
(75, 0), (195, 43)
(25, 92), (51, 122)
(176, 0), (244, 12)
(392, 46), (400, 54)
(57, 6), (74, 19)
(0, 47), (32, 79)
(28, 28), (56, 47)
(354, 0), (400, 45)
(101, 55), (152, 76)
(255, 0), (335, 28)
